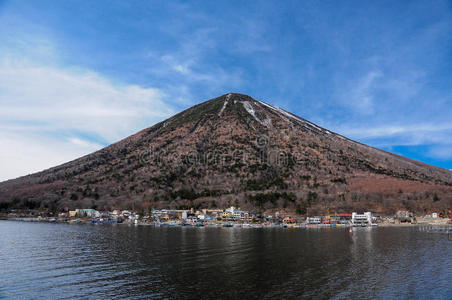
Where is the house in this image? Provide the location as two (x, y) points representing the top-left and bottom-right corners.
(225, 206), (249, 220)
(249, 211), (262, 219)
(121, 210), (133, 217)
(225, 206), (236, 213)
(395, 211), (414, 223)
(306, 217), (321, 224)
(326, 214), (352, 224)
(321, 218), (331, 224)
(75, 209), (98, 218)
(338, 214), (352, 222)
(152, 209), (176, 220)
(234, 209), (249, 220)
(98, 211), (111, 218)
(283, 216), (294, 223)
(68, 211), (77, 217)
(222, 211), (233, 219)
(112, 210), (121, 216)
(352, 212), (372, 226)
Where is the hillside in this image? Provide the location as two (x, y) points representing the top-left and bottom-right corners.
(1, 93), (451, 215)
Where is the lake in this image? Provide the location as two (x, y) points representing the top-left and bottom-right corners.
(0, 220), (451, 299)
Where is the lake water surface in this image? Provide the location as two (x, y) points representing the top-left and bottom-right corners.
(0, 220), (451, 299)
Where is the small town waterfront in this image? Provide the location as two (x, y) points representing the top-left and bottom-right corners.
(1, 220), (451, 299)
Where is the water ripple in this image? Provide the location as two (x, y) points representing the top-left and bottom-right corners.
(1, 221), (451, 299)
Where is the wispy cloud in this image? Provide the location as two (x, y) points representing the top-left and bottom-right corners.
(0, 58), (174, 141)
(337, 123), (452, 141)
(428, 145), (452, 160)
(0, 132), (104, 181)
(0, 31), (175, 180)
(333, 123), (452, 163)
(340, 70), (382, 114)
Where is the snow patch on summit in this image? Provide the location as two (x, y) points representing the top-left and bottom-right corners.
(242, 101), (271, 128)
(256, 100), (292, 125)
(257, 99), (327, 133)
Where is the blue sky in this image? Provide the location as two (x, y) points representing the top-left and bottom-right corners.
(0, 0), (451, 180)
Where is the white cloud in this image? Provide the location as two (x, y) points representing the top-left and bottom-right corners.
(427, 145), (452, 160)
(0, 59), (174, 142)
(68, 137), (103, 149)
(337, 123), (452, 141)
(158, 51), (242, 88)
(0, 132), (103, 181)
(145, 27), (244, 97)
(341, 70), (382, 115)
(332, 123), (452, 161)
(0, 59), (175, 181)
(161, 54), (193, 75)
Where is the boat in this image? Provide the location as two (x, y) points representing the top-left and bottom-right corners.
(223, 222), (233, 227)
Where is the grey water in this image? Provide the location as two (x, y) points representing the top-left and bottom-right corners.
(0, 221), (451, 299)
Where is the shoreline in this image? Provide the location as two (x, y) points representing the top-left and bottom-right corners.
(3, 217), (451, 229)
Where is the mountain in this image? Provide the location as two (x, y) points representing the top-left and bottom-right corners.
(1, 93), (451, 215)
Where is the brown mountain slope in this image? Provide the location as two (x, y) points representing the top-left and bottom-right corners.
(1, 93), (451, 214)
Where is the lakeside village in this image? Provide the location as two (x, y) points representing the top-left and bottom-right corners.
(5, 206), (452, 228)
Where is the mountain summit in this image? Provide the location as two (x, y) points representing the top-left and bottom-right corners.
(1, 93), (451, 214)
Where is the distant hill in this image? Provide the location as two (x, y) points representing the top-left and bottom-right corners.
(1, 93), (451, 215)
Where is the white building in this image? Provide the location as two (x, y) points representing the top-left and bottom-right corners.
(226, 206), (248, 219)
(225, 206), (236, 213)
(75, 209), (98, 218)
(306, 217), (321, 224)
(352, 212), (372, 226)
